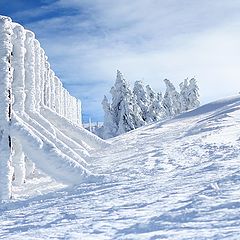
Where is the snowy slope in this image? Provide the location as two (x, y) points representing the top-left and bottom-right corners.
(1, 95), (240, 239)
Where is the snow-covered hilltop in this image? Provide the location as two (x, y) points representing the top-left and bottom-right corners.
(0, 16), (107, 200)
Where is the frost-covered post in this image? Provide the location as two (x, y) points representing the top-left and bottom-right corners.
(77, 99), (82, 125)
(39, 48), (45, 107)
(54, 76), (61, 114)
(12, 24), (26, 185)
(63, 89), (68, 118)
(34, 39), (41, 112)
(60, 87), (64, 116)
(0, 16), (14, 200)
(12, 24), (26, 114)
(49, 70), (55, 111)
(44, 61), (50, 107)
(24, 31), (36, 112)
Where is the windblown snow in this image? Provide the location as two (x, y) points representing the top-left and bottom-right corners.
(1, 95), (240, 239)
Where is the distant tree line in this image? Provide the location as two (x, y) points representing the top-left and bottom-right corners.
(96, 70), (200, 139)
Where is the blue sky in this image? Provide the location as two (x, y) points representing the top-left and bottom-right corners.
(1, 0), (240, 122)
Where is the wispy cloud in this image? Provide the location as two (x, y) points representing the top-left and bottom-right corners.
(5, 0), (240, 121)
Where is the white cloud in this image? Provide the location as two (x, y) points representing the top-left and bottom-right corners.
(19, 0), (240, 121)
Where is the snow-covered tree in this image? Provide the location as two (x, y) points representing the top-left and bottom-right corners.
(179, 78), (189, 112)
(101, 95), (117, 139)
(180, 78), (200, 111)
(188, 78), (200, 109)
(101, 71), (144, 137)
(110, 70), (143, 135)
(146, 85), (156, 104)
(133, 81), (149, 122)
(148, 92), (165, 121)
(145, 85), (163, 122)
(162, 79), (181, 117)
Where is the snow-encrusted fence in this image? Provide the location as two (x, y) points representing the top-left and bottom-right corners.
(11, 23), (82, 124)
(0, 16), (14, 200)
(0, 16), (107, 200)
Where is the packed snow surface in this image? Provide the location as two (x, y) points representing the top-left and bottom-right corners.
(1, 95), (240, 239)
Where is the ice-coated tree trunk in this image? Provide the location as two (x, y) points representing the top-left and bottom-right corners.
(0, 16), (14, 200)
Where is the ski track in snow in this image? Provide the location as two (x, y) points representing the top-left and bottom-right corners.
(1, 96), (240, 239)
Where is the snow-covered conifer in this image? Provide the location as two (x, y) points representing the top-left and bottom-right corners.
(188, 78), (200, 109)
(133, 81), (148, 122)
(146, 85), (156, 104)
(148, 92), (165, 121)
(179, 78), (200, 111)
(110, 70), (143, 135)
(179, 78), (189, 112)
(145, 85), (160, 122)
(162, 79), (181, 117)
(101, 95), (117, 139)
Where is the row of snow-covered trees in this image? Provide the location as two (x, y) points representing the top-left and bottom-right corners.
(100, 70), (199, 139)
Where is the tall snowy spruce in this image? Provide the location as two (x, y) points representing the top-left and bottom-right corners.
(146, 85), (165, 121)
(179, 78), (189, 112)
(162, 79), (181, 117)
(110, 70), (143, 135)
(133, 81), (149, 122)
(188, 78), (200, 109)
(101, 95), (117, 139)
(179, 78), (200, 112)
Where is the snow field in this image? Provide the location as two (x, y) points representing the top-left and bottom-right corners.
(1, 95), (240, 239)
